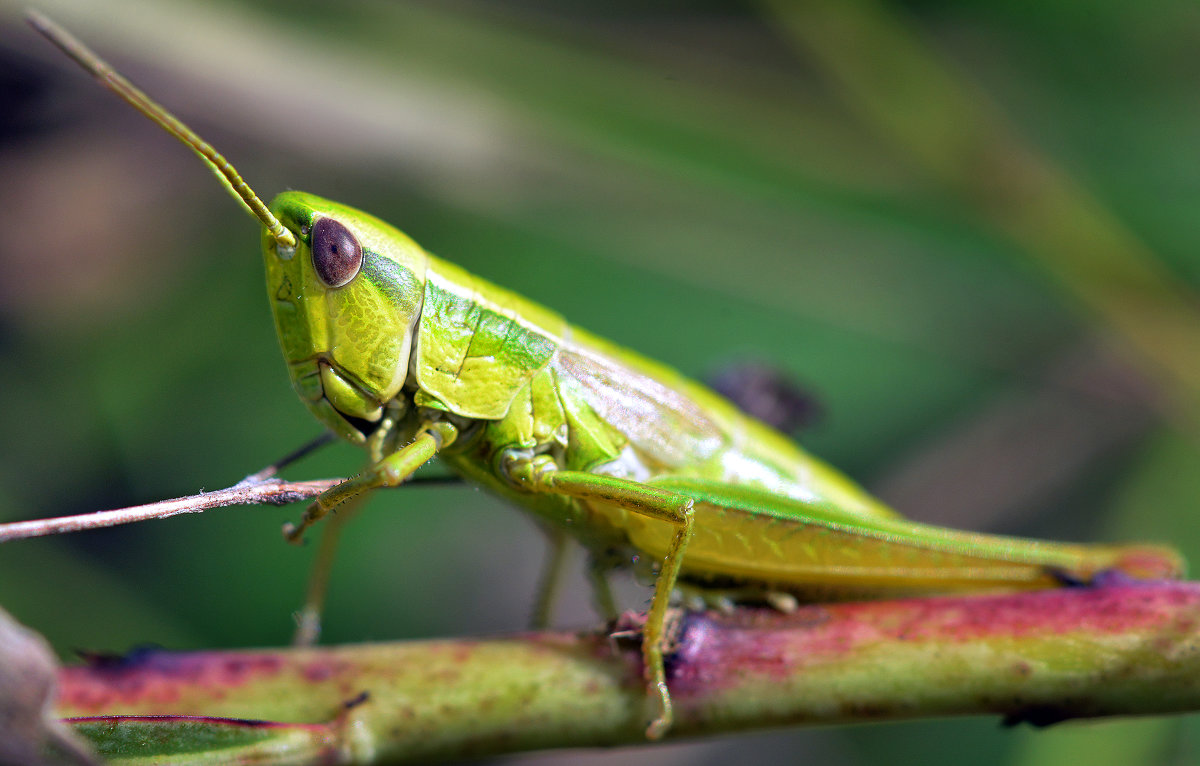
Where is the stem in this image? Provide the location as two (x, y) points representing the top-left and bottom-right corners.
(55, 580), (1200, 764)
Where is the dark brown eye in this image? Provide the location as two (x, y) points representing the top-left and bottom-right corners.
(311, 217), (363, 287)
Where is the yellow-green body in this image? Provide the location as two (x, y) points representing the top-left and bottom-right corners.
(265, 193), (1180, 604)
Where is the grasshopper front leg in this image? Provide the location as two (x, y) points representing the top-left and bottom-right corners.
(509, 459), (695, 739)
(292, 492), (368, 646)
(284, 420), (457, 645)
(283, 421), (458, 543)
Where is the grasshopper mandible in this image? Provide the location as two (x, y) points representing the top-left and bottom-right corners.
(29, 12), (1184, 739)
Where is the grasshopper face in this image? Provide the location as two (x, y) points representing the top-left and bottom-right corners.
(264, 191), (428, 443)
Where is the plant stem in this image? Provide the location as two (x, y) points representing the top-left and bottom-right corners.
(56, 580), (1200, 764)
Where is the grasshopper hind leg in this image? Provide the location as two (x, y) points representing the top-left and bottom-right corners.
(511, 464), (695, 739)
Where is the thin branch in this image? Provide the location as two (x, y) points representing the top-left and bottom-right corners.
(0, 477), (342, 544)
(0, 432), (346, 544)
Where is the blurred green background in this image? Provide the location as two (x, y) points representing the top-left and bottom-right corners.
(3, 0), (1200, 763)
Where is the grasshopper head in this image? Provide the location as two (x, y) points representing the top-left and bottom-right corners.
(25, 16), (426, 445)
(264, 191), (428, 444)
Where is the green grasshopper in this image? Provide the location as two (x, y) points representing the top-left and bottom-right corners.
(31, 12), (1185, 739)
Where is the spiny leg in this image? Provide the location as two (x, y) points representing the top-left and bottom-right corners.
(518, 467), (694, 739)
(283, 422), (457, 544)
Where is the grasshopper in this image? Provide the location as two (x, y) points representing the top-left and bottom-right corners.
(29, 12), (1184, 739)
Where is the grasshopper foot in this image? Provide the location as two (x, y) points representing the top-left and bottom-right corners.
(283, 498), (332, 544)
(292, 605), (321, 646)
(281, 521), (301, 543)
(645, 680), (673, 740)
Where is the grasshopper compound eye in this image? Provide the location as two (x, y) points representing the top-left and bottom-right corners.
(311, 217), (363, 287)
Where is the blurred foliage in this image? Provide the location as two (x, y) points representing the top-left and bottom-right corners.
(1, 0), (1199, 763)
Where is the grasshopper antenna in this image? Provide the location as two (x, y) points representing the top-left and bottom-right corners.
(26, 10), (297, 250)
